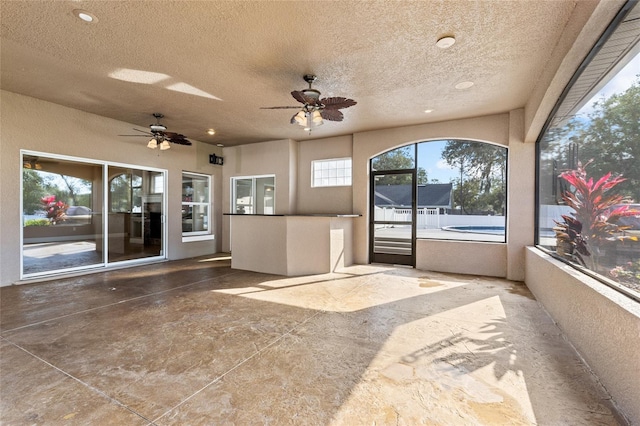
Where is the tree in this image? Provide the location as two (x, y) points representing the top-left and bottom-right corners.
(441, 141), (506, 194)
(22, 169), (46, 214)
(372, 146), (414, 185)
(441, 141), (507, 214)
(371, 146), (414, 172)
(577, 77), (640, 201)
(417, 167), (428, 185)
(372, 145), (427, 185)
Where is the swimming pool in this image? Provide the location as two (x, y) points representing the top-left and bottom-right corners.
(442, 225), (505, 235)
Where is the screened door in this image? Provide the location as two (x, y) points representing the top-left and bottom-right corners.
(370, 170), (416, 266)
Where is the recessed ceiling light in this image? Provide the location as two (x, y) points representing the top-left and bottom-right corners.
(455, 81), (474, 90)
(436, 36), (456, 49)
(207, 129), (216, 136)
(73, 9), (97, 23)
(424, 109), (434, 114)
(216, 143), (224, 147)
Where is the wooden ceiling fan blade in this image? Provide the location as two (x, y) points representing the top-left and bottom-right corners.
(165, 134), (192, 145)
(320, 109), (344, 122)
(321, 97), (357, 109)
(291, 90), (309, 104)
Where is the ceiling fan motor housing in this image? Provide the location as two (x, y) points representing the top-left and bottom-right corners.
(302, 89), (321, 101)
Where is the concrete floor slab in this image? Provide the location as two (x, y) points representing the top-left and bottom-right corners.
(0, 255), (620, 425)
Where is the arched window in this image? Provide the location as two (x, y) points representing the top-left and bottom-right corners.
(371, 139), (507, 247)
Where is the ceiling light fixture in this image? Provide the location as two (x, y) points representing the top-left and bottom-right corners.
(424, 109), (434, 114)
(147, 137), (171, 150)
(216, 143), (224, 147)
(23, 159), (42, 170)
(436, 36), (456, 49)
(72, 9), (97, 23)
(207, 129), (216, 136)
(455, 81), (474, 90)
(294, 109), (324, 131)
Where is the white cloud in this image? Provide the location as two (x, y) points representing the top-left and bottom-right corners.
(436, 159), (455, 170)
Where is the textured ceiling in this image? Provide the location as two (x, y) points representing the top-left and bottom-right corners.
(1, 0), (584, 146)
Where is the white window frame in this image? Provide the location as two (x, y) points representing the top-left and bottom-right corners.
(20, 150), (168, 279)
(311, 157), (352, 188)
(181, 171), (212, 241)
(231, 174), (276, 215)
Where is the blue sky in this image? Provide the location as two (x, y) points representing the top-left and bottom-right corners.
(417, 140), (457, 183)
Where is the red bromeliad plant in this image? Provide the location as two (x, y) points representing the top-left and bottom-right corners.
(559, 160), (639, 259)
(41, 195), (68, 225)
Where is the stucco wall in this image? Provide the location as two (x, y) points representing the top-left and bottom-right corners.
(351, 113), (533, 280)
(0, 91), (223, 286)
(525, 247), (640, 424)
(221, 139), (298, 252)
(218, 112), (533, 281)
(417, 240), (507, 277)
(296, 135), (353, 215)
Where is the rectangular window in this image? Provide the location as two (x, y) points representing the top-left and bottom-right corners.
(312, 158), (352, 187)
(232, 175), (275, 214)
(182, 172), (211, 237)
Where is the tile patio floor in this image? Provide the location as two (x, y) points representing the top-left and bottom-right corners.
(0, 255), (621, 425)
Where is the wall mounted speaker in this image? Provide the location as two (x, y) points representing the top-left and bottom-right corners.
(209, 154), (224, 166)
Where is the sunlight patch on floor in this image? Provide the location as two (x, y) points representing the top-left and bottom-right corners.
(332, 294), (537, 424)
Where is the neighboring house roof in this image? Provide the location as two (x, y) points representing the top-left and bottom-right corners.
(374, 184), (453, 208)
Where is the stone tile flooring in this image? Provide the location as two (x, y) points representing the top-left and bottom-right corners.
(0, 255), (620, 425)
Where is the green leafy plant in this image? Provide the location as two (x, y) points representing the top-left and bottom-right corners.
(610, 261), (640, 282)
(24, 218), (51, 227)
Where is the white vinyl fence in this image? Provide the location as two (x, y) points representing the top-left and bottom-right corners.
(374, 206), (504, 229)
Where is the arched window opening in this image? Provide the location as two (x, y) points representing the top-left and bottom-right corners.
(370, 139), (507, 256)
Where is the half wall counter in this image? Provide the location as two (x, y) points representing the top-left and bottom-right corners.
(225, 214), (360, 276)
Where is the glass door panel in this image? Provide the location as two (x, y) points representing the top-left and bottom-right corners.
(370, 171), (416, 266)
(22, 156), (104, 276)
(107, 167), (163, 263)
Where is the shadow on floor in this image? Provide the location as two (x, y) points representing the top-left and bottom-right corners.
(0, 255), (621, 425)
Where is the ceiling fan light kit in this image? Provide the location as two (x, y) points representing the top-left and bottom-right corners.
(119, 113), (192, 151)
(262, 74), (357, 132)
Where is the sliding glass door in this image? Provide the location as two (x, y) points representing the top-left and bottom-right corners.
(107, 167), (164, 262)
(21, 151), (165, 278)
